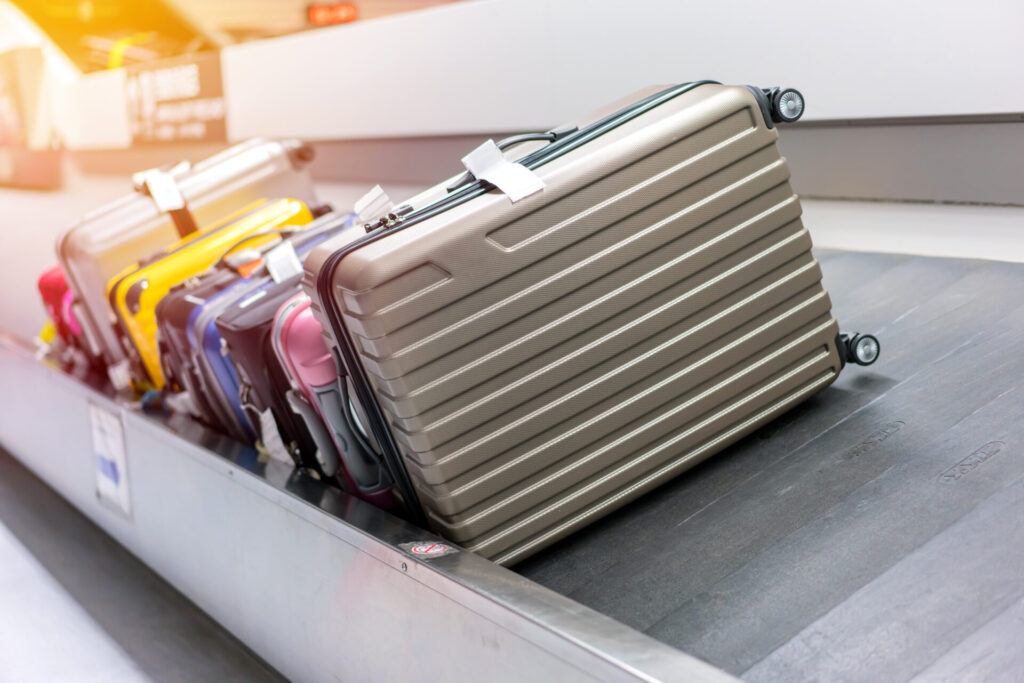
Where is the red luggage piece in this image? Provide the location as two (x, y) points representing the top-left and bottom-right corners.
(37, 265), (82, 344)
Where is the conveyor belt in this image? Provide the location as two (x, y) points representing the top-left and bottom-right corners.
(517, 250), (1024, 680)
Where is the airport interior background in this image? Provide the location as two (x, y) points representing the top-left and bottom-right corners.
(1, 1), (1023, 681)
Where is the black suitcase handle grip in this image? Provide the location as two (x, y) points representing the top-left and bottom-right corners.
(285, 389), (342, 478)
(310, 381), (391, 493)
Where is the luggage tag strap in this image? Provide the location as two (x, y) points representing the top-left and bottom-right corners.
(354, 185), (393, 223)
(459, 139), (546, 202)
(355, 185), (414, 233)
(447, 127), (575, 196)
(132, 162), (198, 237)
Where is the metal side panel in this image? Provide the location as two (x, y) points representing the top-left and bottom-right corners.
(0, 335), (734, 683)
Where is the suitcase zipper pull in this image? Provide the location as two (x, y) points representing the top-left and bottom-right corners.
(363, 205), (413, 233)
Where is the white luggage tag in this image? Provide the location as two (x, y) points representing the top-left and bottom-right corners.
(354, 185), (394, 223)
(165, 391), (199, 417)
(107, 359), (132, 391)
(133, 162), (198, 236)
(461, 139), (545, 203)
(258, 408), (294, 465)
(264, 240), (303, 284)
(132, 164), (188, 212)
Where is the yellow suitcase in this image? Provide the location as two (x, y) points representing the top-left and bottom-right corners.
(107, 198), (314, 389)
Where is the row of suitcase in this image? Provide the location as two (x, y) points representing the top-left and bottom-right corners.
(39, 140), (396, 505)
(43, 203), (396, 502)
(38, 82), (878, 565)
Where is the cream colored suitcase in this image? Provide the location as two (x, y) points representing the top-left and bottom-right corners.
(303, 82), (879, 565)
(57, 138), (320, 386)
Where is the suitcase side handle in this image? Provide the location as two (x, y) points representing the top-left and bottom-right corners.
(445, 127), (578, 193)
(285, 389), (342, 478)
(310, 380), (392, 494)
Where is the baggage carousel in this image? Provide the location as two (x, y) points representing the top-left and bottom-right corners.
(2, 247), (1023, 681)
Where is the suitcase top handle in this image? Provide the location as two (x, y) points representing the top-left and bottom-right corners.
(445, 127), (579, 194)
(132, 164), (199, 238)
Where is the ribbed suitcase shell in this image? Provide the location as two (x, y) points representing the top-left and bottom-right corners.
(57, 138), (318, 370)
(305, 84), (843, 565)
(107, 198), (314, 389)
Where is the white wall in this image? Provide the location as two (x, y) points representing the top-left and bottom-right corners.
(55, 0), (1024, 148)
(222, 0), (1024, 140)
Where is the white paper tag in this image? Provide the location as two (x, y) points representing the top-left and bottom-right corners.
(264, 240), (303, 284)
(462, 139), (545, 203)
(135, 170), (186, 212)
(89, 403), (131, 518)
(354, 184), (393, 222)
(107, 359), (132, 391)
(258, 408), (293, 464)
(165, 391), (199, 416)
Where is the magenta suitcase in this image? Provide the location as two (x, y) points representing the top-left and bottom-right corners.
(37, 265), (82, 345)
(272, 293), (395, 507)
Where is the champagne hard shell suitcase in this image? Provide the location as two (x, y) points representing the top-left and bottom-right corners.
(304, 82), (879, 564)
(107, 197), (315, 389)
(56, 138), (319, 382)
(272, 293), (394, 505)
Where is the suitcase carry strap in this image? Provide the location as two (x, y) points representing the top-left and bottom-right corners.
(319, 80), (721, 526)
(133, 165), (199, 238)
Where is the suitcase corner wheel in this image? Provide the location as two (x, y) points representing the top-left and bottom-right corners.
(839, 332), (881, 366)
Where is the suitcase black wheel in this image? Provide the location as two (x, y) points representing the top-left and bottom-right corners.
(770, 88), (805, 123)
(845, 333), (880, 366)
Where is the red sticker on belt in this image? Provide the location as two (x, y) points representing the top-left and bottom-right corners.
(399, 540), (458, 558)
(410, 542), (450, 556)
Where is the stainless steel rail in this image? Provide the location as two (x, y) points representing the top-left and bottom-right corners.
(0, 333), (735, 683)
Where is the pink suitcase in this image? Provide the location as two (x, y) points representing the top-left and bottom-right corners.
(37, 265), (82, 345)
(272, 293), (395, 507)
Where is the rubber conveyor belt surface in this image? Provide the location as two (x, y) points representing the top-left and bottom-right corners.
(517, 250), (1024, 681)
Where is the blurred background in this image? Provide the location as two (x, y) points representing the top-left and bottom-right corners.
(0, 4), (1023, 680)
(1, 0), (1023, 339)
